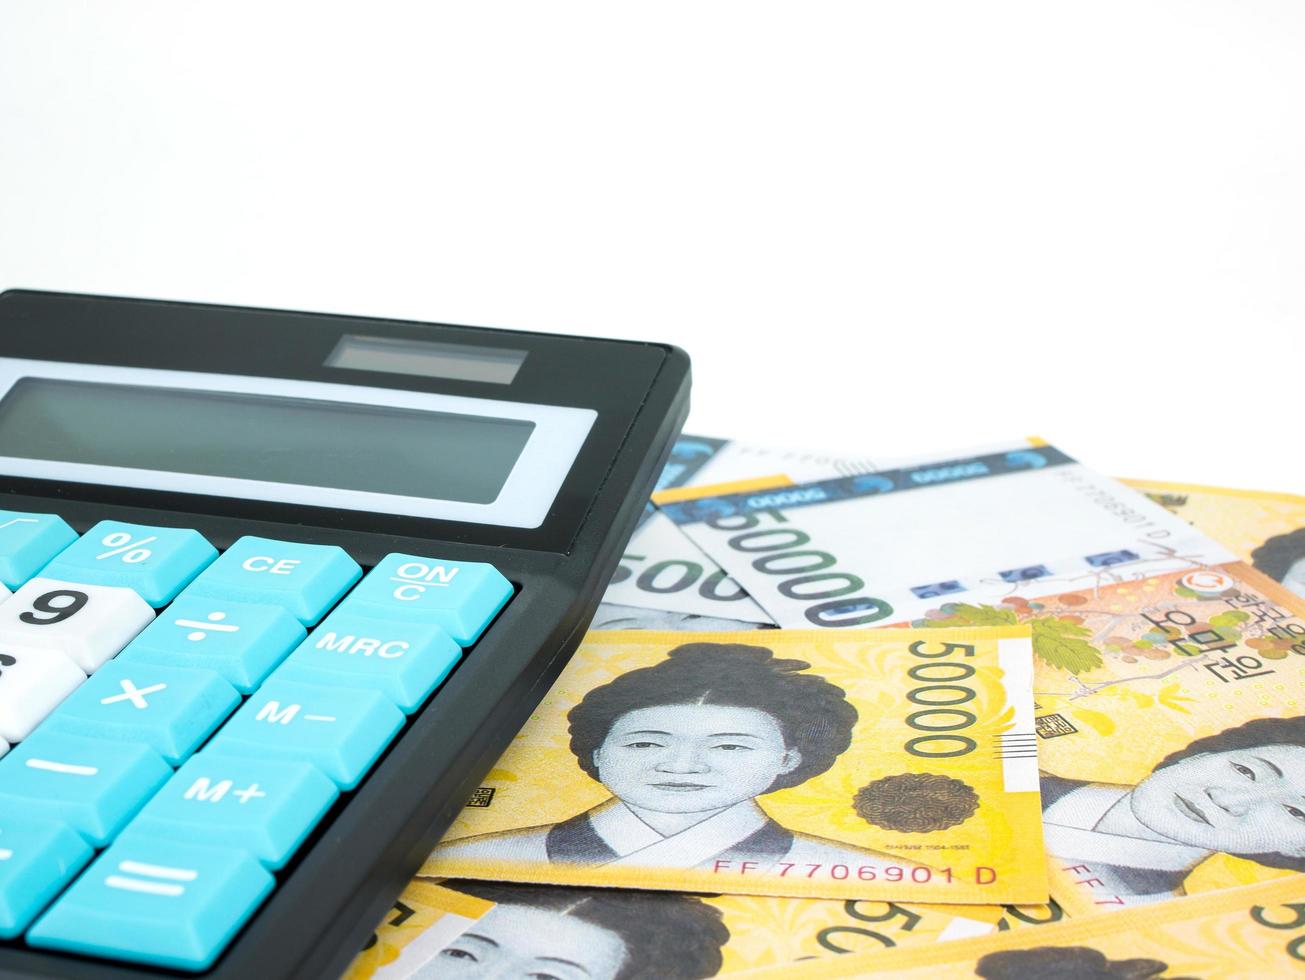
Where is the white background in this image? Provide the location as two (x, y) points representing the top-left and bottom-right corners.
(1, 1), (1301, 493)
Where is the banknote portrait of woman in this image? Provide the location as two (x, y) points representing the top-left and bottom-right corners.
(420, 880), (728, 980)
(434, 642), (900, 871)
(1041, 716), (1305, 903)
(1251, 526), (1305, 598)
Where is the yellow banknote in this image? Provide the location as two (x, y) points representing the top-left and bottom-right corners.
(342, 879), (491, 980)
(745, 873), (1305, 979)
(1122, 478), (1305, 598)
(349, 878), (1000, 978)
(912, 560), (1305, 917)
(425, 628), (1047, 904)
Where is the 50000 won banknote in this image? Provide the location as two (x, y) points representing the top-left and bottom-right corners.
(424, 628), (1046, 904)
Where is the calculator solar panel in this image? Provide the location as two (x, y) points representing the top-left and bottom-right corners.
(0, 290), (690, 978)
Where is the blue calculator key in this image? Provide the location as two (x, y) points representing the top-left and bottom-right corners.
(273, 609), (460, 713)
(42, 660), (239, 765)
(340, 553), (512, 645)
(41, 520), (217, 607)
(206, 679), (404, 790)
(0, 511), (78, 591)
(184, 536), (361, 625)
(0, 731), (170, 846)
(130, 754), (338, 869)
(0, 814), (93, 939)
(26, 835), (274, 972)
(119, 596), (306, 694)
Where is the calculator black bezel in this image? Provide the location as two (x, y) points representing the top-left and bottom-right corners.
(0, 291), (691, 979)
(0, 289), (670, 558)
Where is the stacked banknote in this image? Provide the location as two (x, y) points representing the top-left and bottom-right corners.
(344, 436), (1305, 979)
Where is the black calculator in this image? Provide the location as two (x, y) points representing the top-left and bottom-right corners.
(0, 290), (689, 978)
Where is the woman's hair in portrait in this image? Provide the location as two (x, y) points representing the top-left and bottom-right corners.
(1152, 715), (1305, 871)
(975, 946), (1183, 980)
(1250, 527), (1305, 582)
(441, 880), (729, 980)
(568, 643), (858, 792)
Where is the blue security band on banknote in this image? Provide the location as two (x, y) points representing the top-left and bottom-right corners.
(656, 435), (730, 491)
(658, 446), (1077, 525)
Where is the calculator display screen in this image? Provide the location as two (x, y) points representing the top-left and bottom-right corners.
(0, 378), (536, 505)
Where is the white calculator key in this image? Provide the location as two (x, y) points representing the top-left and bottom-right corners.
(0, 577), (154, 673)
(0, 583), (10, 603)
(0, 647), (86, 741)
(0, 736), (8, 759)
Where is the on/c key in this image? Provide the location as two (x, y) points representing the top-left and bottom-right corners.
(338, 553), (512, 646)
